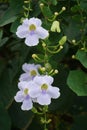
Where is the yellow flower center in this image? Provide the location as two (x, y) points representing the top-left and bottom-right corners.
(30, 70), (37, 76)
(24, 88), (28, 95)
(41, 84), (48, 90)
(29, 24), (36, 31)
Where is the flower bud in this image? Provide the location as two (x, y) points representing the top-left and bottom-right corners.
(45, 63), (52, 72)
(72, 55), (75, 59)
(62, 7), (66, 11)
(72, 39), (76, 43)
(54, 69), (58, 74)
(32, 54), (37, 58)
(51, 21), (61, 33)
(40, 3), (44, 7)
(59, 36), (67, 46)
(54, 12), (58, 16)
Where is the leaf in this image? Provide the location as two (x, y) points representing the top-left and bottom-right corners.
(0, 103), (11, 130)
(0, 58), (7, 77)
(49, 65), (75, 112)
(67, 70), (87, 96)
(0, 67), (17, 107)
(0, 29), (3, 40)
(9, 102), (34, 129)
(50, 0), (57, 5)
(0, 37), (9, 47)
(80, 1), (87, 11)
(76, 50), (87, 68)
(0, 8), (17, 27)
(41, 6), (52, 18)
(10, 18), (20, 33)
(0, 0), (23, 27)
(63, 21), (81, 40)
(71, 5), (81, 12)
(71, 115), (87, 130)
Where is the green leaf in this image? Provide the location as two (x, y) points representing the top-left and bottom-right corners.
(10, 18), (20, 33)
(0, 0), (23, 27)
(80, 1), (87, 11)
(9, 102), (34, 129)
(76, 50), (87, 68)
(0, 103), (11, 130)
(0, 58), (7, 77)
(50, 0), (57, 5)
(0, 37), (9, 47)
(0, 8), (17, 27)
(0, 29), (3, 40)
(49, 65), (75, 112)
(41, 6), (52, 18)
(71, 115), (87, 130)
(63, 21), (81, 40)
(67, 70), (87, 96)
(71, 5), (81, 12)
(0, 68), (17, 107)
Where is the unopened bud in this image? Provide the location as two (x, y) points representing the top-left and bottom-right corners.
(51, 21), (61, 33)
(62, 7), (66, 11)
(72, 39), (76, 43)
(42, 42), (46, 47)
(54, 12), (58, 16)
(60, 45), (63, 49)
(54, 69), (58, 74)
(40, 67), (46, 72)
(45, 63), (52, 72)
(72, 55), (75, 59)
(40, 3), (44, 7)
(32, 54), (37, 58)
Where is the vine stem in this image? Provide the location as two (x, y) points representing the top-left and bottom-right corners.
(44, 111), (47, 130)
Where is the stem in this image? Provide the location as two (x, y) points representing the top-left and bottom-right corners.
(44, 112), (47, 130)
(24, 0), (31, 18)
(27, 0), (31, 18)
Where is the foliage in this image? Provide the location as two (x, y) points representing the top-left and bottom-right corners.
(0, 0), (87, 130)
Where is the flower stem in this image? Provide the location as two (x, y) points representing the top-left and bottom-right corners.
(44, 112), (47, 130)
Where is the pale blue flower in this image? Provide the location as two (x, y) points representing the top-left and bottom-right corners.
(29, 75), (60, 105)
(14, 81), (34, 110)
(16, 17), (49, 46)
(19, 63), (41, 81)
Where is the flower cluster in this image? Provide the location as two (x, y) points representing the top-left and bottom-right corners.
(14, 63), (60, 110)
(15, 17), (60, 111)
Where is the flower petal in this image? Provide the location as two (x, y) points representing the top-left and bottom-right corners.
(29, 88), (41, 98)
(28, 17), (42, 27)
(16, 25), (29, 38)
(19, 73), (31, 81)
(18, 81), (26, 89)
(36, 27), (49, 39)
(48, 86), (60, 99)
(22, 63), (30, 72)
(21, 98), (33, 110)
(14, 91), (24, 102)
(33, 75), (54, 85)
(22, 18), (29, 26)
(37, 94), (51, 105)
(25, 35), (39, 46)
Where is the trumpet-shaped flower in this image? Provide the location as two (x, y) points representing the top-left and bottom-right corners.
(14, 81), (34, 110)
(29, 75), (60, 105)
(16, 17), (49, 46)
(19, 63), (41, 81)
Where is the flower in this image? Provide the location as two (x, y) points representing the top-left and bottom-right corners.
(16, 17), (49, 46)
(19, 63), (41, 81)
(29, 75), (60, 105)
(14, 81), (34, 110)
